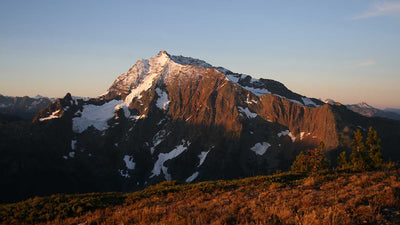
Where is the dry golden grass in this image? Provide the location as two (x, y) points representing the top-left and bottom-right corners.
(2, 170), (400, 225)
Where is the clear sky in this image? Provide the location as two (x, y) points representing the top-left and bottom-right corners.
(0, 0), (399, 109)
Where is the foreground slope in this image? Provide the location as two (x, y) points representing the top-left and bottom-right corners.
(1, 169), (400, 225)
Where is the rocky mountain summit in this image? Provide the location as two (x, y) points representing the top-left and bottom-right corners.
(2, 51), (400, 202)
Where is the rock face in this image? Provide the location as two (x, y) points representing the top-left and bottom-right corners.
(2, 51), (400, 203)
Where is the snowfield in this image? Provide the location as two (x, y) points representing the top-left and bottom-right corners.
(72, 100), (125, 133)
(151, 140), (191, 181)
(238, 106), (258, 118)
(123, 155), (136, 170)
(155, 88), (170, 110)
(250, 142), (271, 155)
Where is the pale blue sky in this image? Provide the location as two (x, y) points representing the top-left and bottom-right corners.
(0, 0), (399, 109)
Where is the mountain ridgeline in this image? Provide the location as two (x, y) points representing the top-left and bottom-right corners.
(346, 102), (400, 121)
(0, 95), (53, 120)
(1, 51), (400, 203)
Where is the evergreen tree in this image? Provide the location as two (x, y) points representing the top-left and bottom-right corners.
(291, 151), (307, 172)
(291, 141), (329, 172)
(366, 127), (383, 168)
(337, 151), (348, 170)
(310, 141), (329, 171)
(350, 129), (370, 171)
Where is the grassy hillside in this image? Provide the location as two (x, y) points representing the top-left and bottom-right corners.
(1, 169), (400, 225)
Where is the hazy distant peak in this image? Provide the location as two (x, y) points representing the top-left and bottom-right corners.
(356, 102), (374, 109)
(33, 94), (44, 99)
(324, 99), (337, 105)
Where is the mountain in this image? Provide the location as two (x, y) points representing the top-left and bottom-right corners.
(1, 50), (400, 203)
(0, 94), (53, 120)
(346, 102), (400, 121)
(385, 108), (400, 115)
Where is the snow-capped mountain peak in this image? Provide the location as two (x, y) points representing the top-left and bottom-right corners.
(105, 51), (323, 108)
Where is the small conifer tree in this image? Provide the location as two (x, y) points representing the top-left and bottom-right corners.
(291, 141), (329, 172)
(291, 151), (307, 172)
(350, 129), (370, 171)
(347, 127), (384, 171)
(337, 151), (348, 170)
(366, 127), (383, 168)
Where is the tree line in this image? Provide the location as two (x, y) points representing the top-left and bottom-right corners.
(291, 127), (387, 172)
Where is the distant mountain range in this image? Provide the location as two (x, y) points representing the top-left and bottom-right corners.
(384, 108), (400, 115)
(0, 94), (54, 120)
(1, 51), (399, 203)
(324, 99), (400, 121)
(0, 95), (92, 120)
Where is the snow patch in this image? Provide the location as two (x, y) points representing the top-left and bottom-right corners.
(114, 104), (130, 118)
(71, 140), (77, 150)
(250, 142), (271, 155)
(238, 106), (257, 118)
(289, 99), (304, 106)
(123, 155), (135, 170)
(157, 119), (166, 126)
(119, 169), (130, 178)
(302, 97), (319, 107)
(242, 86), (271, 96)
(185, 172), (199, 183)
(155, 88), (170, 110)
(72, 100), (124, 133)
(226, 74), (271, 96)
(198, 151), (210, 167)
(277, 130), (296, 142)
(170, 54), (214, 69)
(273, 94), (304, 106)
(300, 132), (311, 140)
(150, 129), (170, 154)
(124, 68), (160, 104)
(68, 152), (75, 158)
(277, 130), (290, 137)
(288, 132), (296, 142)
(226, 74), (240, 83)
(39, 109), (61, 121)
(300, 132), (305, 140)
(150, 140), (190, 180)
(130, 114), (146, 120)
(357, 102), (374, 109)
